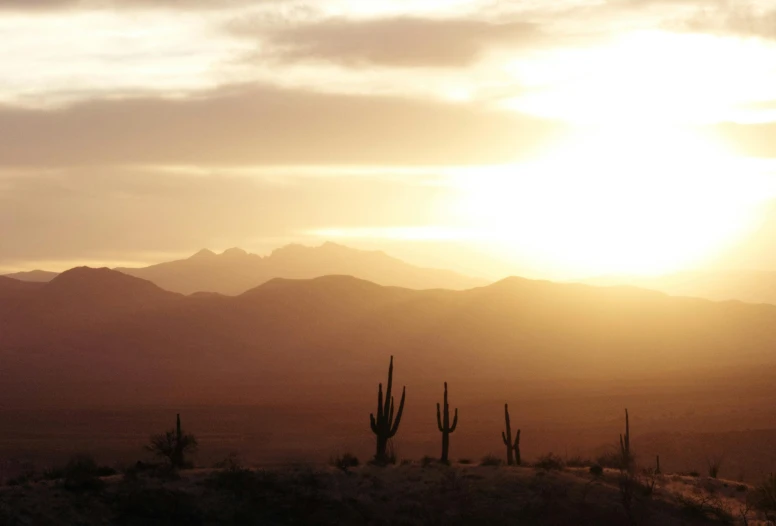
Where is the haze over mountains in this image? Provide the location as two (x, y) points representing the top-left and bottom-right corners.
(581, 270), (776, 306)
(4, 242), (487, 295)
(3, 266), (776, 407)
(4, 265), (776, 476)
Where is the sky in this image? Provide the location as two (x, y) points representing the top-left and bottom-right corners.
(2, 0), (776, 280)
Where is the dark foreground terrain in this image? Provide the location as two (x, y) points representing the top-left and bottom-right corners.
(0, 461), (767, 525)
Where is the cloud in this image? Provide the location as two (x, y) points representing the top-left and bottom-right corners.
(680, 5), (776, 39)
(237, 16), (541, 68)
(0, 84), (567, 167)
(0, 0), (271, 10)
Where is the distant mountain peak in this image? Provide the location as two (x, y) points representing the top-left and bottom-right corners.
(221, 247), (248, 257)
(47, 266), (174, 300)
(190, 249), (217, 260)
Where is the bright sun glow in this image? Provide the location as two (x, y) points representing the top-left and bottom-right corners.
(454, 125), (776, 277)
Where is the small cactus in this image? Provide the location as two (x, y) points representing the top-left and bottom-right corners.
(619, 408), (632, 471)
(501, 404), (521, 466)
(436, 382), (458, 463)
(146, 413), (197, 469)
(370, 356), (406, 464)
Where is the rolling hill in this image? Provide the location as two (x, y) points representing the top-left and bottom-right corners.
(3, 269), (776, 476)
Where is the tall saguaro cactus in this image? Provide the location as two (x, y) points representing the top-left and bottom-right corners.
(370, 356), (406, 464)
(619, 408), (632, 470)
(436, 382), (458, 463)
(502, 403), (521, 466)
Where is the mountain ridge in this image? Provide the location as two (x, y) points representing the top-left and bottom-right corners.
(3, 242), (488, 295)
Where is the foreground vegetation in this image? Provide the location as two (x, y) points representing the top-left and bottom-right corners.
(1, 458), (772, 525)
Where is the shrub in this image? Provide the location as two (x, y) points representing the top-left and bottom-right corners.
(707, 455), (723, 479)
(458, 458), (472, 465)
(480, 454), (503, 467)
(420, 455), (436, 468)
(330, 453), (359, 471)
(534, 453), (565, 471)
(146, 414), (197, 470)
(597, 449), (625, 470)
(589, 464), (604, 477)
(566, 456), (593, 468)
(62, 454), (104, 492)
(750, 474), (776, 518)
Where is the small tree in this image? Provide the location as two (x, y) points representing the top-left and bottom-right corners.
(146, 413), (197, 469)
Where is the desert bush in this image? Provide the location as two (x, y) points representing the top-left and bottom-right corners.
(707, 455), (724, 479)
(589, 464), (604, 477)
(534, 453), (565, 471)
(480, 454), (503, 467)
(677, 493), (734, 523)
(597, 448), (625, 470)
(6, 461), (36, 486)
(749, 473), (776, 520)
(421, 455), (436, 467)
(458, 458), (472, 465)
(566, 456), (593, 468)
(330, 452), (359, 471)
(146, 414), (197, 469)
(61, 454), (105, 492)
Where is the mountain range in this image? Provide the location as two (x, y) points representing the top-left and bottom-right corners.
(3, 265), (776, 410)
(580, 269), (776, 305)
(4, 242), (487, 295)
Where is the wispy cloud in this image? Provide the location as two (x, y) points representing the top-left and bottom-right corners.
(234, 16), (541, 68)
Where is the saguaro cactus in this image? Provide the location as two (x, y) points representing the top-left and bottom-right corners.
(436, 382), (458, 463)
(619, 408), (631, 470)
(370, 356), (406, 464)
(502, 403), (521, 466)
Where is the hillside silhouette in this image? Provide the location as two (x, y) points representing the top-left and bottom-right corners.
(2, 269), (776, 406)
(4, 269), (776, 482)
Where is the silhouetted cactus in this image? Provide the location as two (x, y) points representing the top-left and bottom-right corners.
(436, 382), (458, 463)
(501, 403), (521, 466)
(370, 356), (406, 464)
(619, 408), (632, 471)
(146, 413), (198, 469)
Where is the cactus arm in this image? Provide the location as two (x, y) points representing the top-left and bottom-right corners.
(377, 383), (384, 421)
(370, 413), (378, 433)
(384, 356), (394, 417)
(502, 431), (508, 445)
(450, 408), (458, 432)
(389, 387), (405, 437)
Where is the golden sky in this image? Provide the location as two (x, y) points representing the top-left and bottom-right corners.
(2, 0), (776, 279)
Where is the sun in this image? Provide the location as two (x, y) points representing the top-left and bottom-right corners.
(453, 124), (776, 278)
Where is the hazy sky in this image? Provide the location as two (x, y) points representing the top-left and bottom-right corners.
(2, 0), (776, 279)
